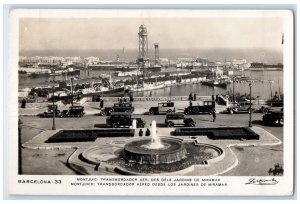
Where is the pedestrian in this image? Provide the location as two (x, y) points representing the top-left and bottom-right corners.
(150, 91), (152, 97)
(189, 100), (192, 107)
(193, 93), (197, 101)
(100, 99), (104, 109)
(139, 129), (143, 136)
(119, 97), (123, 103)
(189, 92), (193, 101)
(129, 92), (134, 102)
(145, 128), (151, 136)
(212, 108), (216, 122)
(21, 98), (26, 109)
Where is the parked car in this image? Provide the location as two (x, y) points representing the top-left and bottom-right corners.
(266, 99), (284, 107)
(256, 105), (283, 114)
(257, 105), (272, 113)
(102, 102), (134, 116)
(149, 101), (175, 115)
(40, 104), (61, 117)
(165, 113), (195, 127)
(227, 102), (255, 114)
(61, 106), (85, 117)
(106, 112), (145, 128)
(184, 100), (215, 115)
(262, 111), (283, 126)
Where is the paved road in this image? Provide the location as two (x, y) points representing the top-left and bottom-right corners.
(20, 113), (282, 143)
(19, 113), (283, 176)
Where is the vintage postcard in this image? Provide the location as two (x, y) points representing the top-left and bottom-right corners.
(8, 9), (294, 196)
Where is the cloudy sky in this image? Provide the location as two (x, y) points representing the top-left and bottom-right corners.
(19, 18), (283, 51)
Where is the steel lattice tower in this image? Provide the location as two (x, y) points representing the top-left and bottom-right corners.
(138, 24), (148, 58)
(154, 43), (159, 65)
(137, 24), (149, 83)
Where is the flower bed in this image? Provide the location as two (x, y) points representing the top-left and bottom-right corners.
(172, 127), (259, 140)
(46, 129), (135, 143)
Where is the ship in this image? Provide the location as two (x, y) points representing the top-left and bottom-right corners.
(130, 82), (165, 92)
(29, 71), (51, 78)
(79, 85), (125, 97)
(201, 79), (229, 88)
(87, 64), (116, 70)
(49, 67), (81, 76)
(78, 74), (125, 97)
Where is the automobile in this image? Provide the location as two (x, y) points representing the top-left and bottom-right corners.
(257, 105), (272, 113)
(227, 102), (255, 114)
(184, 100), (215, 115)
(61, 106), (85, 117)
(165, 113), (196, 127)
(106, 112), (146, 128)
(40, 104), (61, 117)
(262, 111), (283, 126)
(102, 102), (134, 116)
(148, 101), (175, 115)
(266, 99), (284, 107)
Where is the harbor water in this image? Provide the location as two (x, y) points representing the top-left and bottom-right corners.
(19, 69), (283, 100)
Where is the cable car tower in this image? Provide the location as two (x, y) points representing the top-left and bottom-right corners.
(137, 24), (149, 86)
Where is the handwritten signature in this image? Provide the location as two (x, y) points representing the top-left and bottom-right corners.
(245, 178), (279, 185)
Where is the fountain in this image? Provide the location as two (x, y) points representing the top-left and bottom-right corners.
(123, 120), (187, 164)
(141, 121), (165, 149)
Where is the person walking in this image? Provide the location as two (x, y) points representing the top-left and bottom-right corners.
(100, 99), (104, 109)
(21, 98), (27, 108)
(193, 93), (197, 101)
(212, 108), (216, 122)
(129, 92), (134, 102)
(189, 92), (193, 101)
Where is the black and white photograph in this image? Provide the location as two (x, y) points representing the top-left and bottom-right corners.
(8, 8), (294, 196)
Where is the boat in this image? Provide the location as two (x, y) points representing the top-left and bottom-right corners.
(201, 79), (228, 88)
(88, 64), (116, 70)
(117, 70), (142, 77)
(79, 73), (125, 97)
(29, 71), (51, 78)
(80, 85), (125, 97)
(131, 82), (165, 92)
(50, 67), (80, 76)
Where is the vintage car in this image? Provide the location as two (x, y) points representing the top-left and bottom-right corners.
(61, 106), (85, 117)
(40, 104), (61, 117)
(262, 111), (283, 126)
(165, 113), (195, 127)
(148, 101), (175, 115)
(106, 112), (145, 128)
(101, 102), (134, 116)
(184, 100), (215, 115)
(227, 102), (255, 114)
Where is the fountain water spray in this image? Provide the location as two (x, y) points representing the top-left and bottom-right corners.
(142, 120), (164, 149)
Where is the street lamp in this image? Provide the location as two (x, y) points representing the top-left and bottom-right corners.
(249, 82), (252, 127)
(71, 77), (74, 107)
(18, 118), (23, 174)
(52, 86), (56, 130)
(232, 76), (236, 103)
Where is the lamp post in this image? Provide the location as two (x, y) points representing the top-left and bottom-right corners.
(71, 77), (74, 107)
(52, 86), (56, 130)
(249, 82), (252, 127)
(18, 118), (23, 174)
(232, 76), (236, 103)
